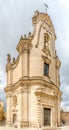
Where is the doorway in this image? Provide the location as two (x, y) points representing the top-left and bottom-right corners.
(44, 108), (51, 126)
(13, 114), (17, 125)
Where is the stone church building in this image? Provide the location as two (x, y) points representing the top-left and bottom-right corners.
(5, 10), (62, 128)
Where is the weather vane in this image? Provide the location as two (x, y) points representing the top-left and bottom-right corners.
(44, 3), (49, 13)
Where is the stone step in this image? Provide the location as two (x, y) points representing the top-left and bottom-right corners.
(42, 127), (59, 130)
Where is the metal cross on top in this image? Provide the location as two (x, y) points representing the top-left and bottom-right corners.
(44, 3), (49, 13)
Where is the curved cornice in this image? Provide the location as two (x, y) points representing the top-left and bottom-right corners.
(4, 76), (62, 95)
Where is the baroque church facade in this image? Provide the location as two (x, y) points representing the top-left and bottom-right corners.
(5, 10), (62, 128)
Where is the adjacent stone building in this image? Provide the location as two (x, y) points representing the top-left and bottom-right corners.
(0, 100), (4, 121)
(5, 10), (62, 128)
(60, 111), (69, 125)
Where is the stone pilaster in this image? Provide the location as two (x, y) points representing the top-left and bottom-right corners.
(23, 51), (28, 77)
(6, 94), (12, 126)
(57, 96), (61, 126)
(18, 92), (23, 128)
(37, 96), (41, 128)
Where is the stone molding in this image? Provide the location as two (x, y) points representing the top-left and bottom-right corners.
(4, 76), (62, 95)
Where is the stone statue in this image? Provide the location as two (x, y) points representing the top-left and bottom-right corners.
(7, 54), (11, 63)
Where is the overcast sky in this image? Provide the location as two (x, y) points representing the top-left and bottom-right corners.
(0, 0), (69, 110)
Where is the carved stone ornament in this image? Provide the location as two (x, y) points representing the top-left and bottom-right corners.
(13, 95), (17, 107)
(44, 33), (50, 43)
(7, 54), (11, 63)
(42, 55), (51, 65)
(12, 57), (16, 64)
(44, 33), (50, 50)
(20, 35), (23, 41)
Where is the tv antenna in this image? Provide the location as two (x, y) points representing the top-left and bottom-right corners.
(44, 3), (49, 13)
